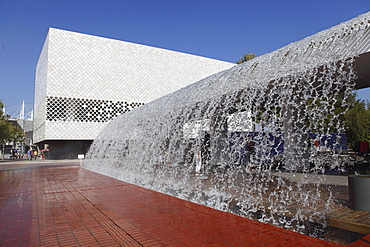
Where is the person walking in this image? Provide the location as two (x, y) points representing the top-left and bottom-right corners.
(195, 150), (202, 175)
(12, 149), (18, 160)
(27, 149), (32, 160)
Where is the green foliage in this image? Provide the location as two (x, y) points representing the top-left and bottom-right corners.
(305, 93), (355, 133)
(305, 93), (370, 150)
(344, 99), (370, 149)
(236, 53), (256, 64)
(0, 101), (9, 143)
(0, 101), (4, 117)
(0, 100), (25, 159)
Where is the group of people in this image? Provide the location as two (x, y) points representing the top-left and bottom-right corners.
(8, 148), (48, 160)
(10, 149), (22, 160)
(26, 149), (40, 160)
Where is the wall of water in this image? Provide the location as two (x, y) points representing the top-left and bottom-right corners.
(83, 12), (370, 236)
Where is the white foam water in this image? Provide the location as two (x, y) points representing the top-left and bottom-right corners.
(83, 12), (370, 237)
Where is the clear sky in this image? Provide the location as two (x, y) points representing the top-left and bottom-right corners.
(1, 0), (370, 117)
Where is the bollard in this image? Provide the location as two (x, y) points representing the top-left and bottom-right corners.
(348, 175), (370, 212)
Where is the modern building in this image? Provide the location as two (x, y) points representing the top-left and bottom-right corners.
(33, 28), (234, 159)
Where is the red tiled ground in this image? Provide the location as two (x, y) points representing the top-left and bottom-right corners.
(0, 160), (368, 246)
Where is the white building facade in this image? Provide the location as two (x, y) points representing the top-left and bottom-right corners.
(34, 28), (234, 158)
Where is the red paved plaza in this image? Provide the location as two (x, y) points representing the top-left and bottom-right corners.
(1, 160), (369, 246)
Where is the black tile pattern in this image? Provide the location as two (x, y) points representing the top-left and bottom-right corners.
(46, 97), (144, 122)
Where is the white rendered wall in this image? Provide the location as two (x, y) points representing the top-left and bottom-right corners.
(34, 28), (234, 142)
(33, 33), (49, 143)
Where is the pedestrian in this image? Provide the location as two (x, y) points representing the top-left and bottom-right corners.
(33, 150), (38, 160)
(27, 149), (32, 160)
(195, 150), (202, 175)
(12, 149), (18, 160)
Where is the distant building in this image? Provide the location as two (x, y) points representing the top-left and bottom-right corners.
(33, 28), (234, 159)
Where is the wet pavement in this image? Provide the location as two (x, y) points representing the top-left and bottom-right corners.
(1, 160), (370, 246)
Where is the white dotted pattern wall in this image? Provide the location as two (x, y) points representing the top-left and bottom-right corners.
(33, 28), (234, 142)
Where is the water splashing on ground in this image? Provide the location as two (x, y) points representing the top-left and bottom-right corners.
(84, 12), (370, 238)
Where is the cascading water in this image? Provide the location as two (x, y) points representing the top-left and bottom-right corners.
(83, 12), (370, 239)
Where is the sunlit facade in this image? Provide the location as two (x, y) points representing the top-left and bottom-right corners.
(33, 28), (234, 158)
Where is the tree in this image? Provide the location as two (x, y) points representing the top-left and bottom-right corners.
(344, 99), (370, 150)
(305, 92), (355, 133)
(305, 93), (370, 150)
(236, 52), (256, 64)
(0, 101), (24, 159)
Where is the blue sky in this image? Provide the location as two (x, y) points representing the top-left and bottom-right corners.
(1, 0), (370, 116)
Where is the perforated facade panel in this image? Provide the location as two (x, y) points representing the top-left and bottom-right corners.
(34, 28), (234, 143)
